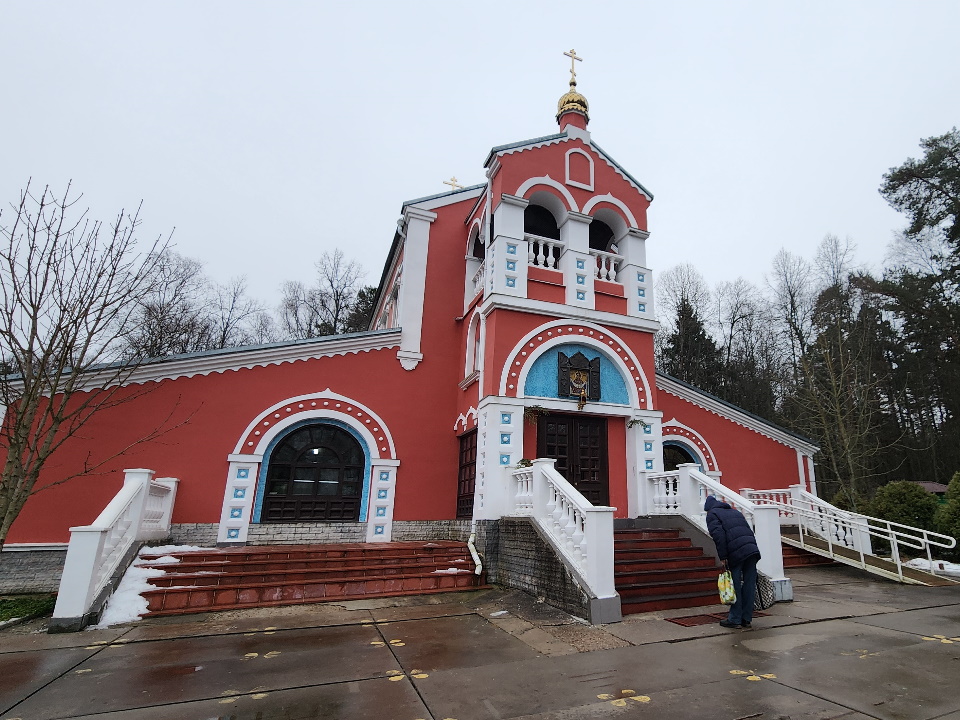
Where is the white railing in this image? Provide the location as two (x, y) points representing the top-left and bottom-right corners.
(511, 459), (616, 602)
(52, 469), (179, 628)
(526, 233), (564, 269)
(747, 485), (957, 582)
(589, 249), (623, 282)
(472, 260), (486, 297)
(639, 465), (786, 583)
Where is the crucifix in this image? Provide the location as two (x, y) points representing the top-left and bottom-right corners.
(564, 48), (582, 81)
(443, 176), (464, 191)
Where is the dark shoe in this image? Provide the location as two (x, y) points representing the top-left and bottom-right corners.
(719, 619), (741, 629)
(741, 622), (753, 630)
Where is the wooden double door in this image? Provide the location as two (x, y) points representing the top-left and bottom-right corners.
(537, 414), (609, 506)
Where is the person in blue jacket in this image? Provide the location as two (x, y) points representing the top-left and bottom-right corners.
(705, 495), (761, 629)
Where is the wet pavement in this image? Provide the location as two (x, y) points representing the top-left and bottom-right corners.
(1, 564), (959, 720)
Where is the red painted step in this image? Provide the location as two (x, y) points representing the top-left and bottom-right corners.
(139, 541), (487, 617)
(614, 527), (721, 615)
(781, 542), (837, 568)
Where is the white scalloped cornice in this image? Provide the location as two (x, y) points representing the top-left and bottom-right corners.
(656, 374), (818, 454)
(76, 330), (403, 391)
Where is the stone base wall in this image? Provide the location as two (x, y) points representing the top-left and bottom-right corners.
(476, 518), (590, 620)
(168, 524), (220, 546)
(0, 549), (67, 594)
(391, 520), (473, 542)
(247, 523), (366, 544)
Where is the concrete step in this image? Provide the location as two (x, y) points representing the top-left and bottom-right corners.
(620, 591), (722, 614)
(139, 541), (485, 617)
(617, 576), (718, 600)
(614, 566), (718, 586)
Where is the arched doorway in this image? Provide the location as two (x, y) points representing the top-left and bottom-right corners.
(663, 441), (700, 472)
(262, 424), (365, 522)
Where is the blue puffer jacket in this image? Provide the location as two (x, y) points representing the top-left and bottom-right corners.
(705, 496), (761, 567)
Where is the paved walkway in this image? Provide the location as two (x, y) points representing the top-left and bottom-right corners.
(2, 564), (959, 719)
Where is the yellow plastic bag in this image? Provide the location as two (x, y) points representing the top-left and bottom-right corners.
(718, 570), (737, 605)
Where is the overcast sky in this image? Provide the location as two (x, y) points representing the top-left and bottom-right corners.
(3, 2), (959, 305)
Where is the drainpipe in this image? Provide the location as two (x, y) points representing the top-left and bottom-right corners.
(468, 521), (483, 576)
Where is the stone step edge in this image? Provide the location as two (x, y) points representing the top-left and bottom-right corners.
(143, 584), (494, 617)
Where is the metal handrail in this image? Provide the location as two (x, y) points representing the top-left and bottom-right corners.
(748, 488), (956, 581)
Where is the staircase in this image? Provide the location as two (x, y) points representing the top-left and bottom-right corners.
(781, 539), (837, 569)
(138, 541), (486, 616)
(613, 528), (721, 615)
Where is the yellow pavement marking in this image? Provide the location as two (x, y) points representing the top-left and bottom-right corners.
(263, 651), (281, 659)
(597, 694), (614, 700)
(630, 696), (651, 703)
(243, 653), (259, 660)
(731, 668), (776, 680)
(386, 670), (404, 676)
(388, 675), (405, 681)
(371, 641), (386, 646)
(252, 693), (269, 699)
(412, 673), (429, 679)
(219, 698), (237, 704)
(729, 670), (751, 675)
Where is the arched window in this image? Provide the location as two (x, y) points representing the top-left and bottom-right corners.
(262, 424), (365, 522)
(524, 205), (561, 240)
(663, 442), (701, 472)
(465, 313), (483, 377)
(589, 218), (615, 252)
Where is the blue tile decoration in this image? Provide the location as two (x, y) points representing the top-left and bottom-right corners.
(637, 272), (645, 282)
(645, 460), (654, 470)
(376, 507), (386, 517)
(229, 508), (242, 519)
(233, 488), (246, 499)
(499, 454), (511, 465)
(577, 291), (585, 301)
(645, 442), (653, 452)
(379, 471), (390, 481)
(501, 433), (511, 445)
(375, 525), (385, 535)
(506, 277), (516, 288)
(506, 260), (516, 271)
(643, 425), (652, 434)
(506, 244), (517, 255)
(377, 489), (389, 499)
(576, 275), (585, 285)
(638, 288), (646, 297)
(236, 468), (249, 479)
(576, 259), (585, 269)
(227, 528), (240, 539)
(638, 303), (646, 312)
(501, 412), (512, 424)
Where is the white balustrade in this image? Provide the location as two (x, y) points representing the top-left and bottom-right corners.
(472, 261), (486, 297)
(526, 234), (563, 269)
(511, 459), (616, 603)
(745, 485), (956, 581)
(642, 465), (786, 584)
(589, 249), (623, 282)
(52, 469), (179, 630)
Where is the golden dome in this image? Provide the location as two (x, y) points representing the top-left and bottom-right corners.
(556, 77), (589, 122)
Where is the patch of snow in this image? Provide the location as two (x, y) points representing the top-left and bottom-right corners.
(904, 558), (960, 577)
(136, 555), (181, 566)
(488, 610), (509, 617)
(432, 568), (470, 575)
(92, 565), (167, 628)
(139, 544), (207, 556)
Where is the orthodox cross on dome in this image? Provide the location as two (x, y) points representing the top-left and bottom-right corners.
(564, 48), (583, 83)
(443, 176), (464, 191)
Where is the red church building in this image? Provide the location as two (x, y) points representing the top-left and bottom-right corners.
(6, 57), (819, 626)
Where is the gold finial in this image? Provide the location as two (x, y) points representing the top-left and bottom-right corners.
(564, 48), (583, 85)
(443, 176), (464, 191)
(557, 49), (589, 123)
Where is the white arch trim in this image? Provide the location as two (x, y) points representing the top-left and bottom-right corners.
(582, 193), (639, 229)
(233, 389), (397, 459)
(565, 148), (594, 191)
(514, 175), (580, 213)
(466, 217), (483, 256)
(499, 320), (653, 410)
(662, 418), (719, 472)
(454, 406), (478, 432)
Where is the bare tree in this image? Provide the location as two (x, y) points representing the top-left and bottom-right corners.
(123, 249), (211, 358)
(279, 249), (365, 339)
(768, 249), (815, 381)
(0, 182), (171, 546)
(209, 277), (270, 349)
